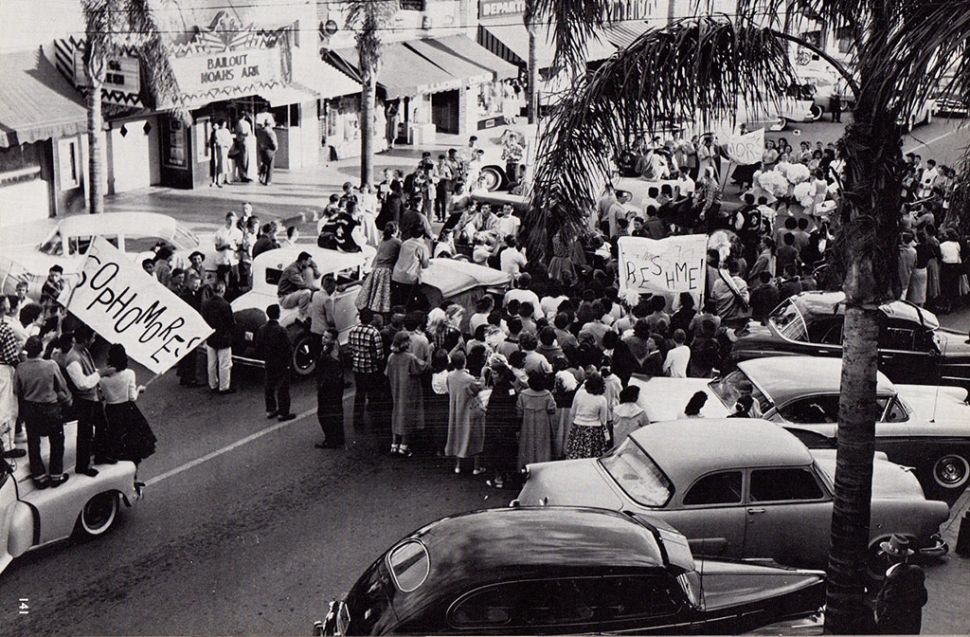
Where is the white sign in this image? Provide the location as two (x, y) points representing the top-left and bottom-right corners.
(169, 47), (281, 98)
(59, 237), (213, 375)
(618, 235), (707, 303)
(723, 128), (765, 165)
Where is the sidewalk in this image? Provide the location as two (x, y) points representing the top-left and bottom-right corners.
(922, 487), (970, 634)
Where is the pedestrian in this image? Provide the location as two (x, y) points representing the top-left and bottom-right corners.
(355, 222), (401, 315)
(213, 211), (243, 292)
(681, 390), (708, 418)
(565, 372), (609, 460)
(613, 385), (649, 447)
(385, 331), (428, 457)
(516, 368), (557, 470)
(483, 355), (519, 489)
(212, 119), (233, 186)
(0, 309), (20, 455)
(234, 112), (258, 182)
(427, 348), (451, 457)
(349, 308), (387, 430)
(255, 304), (294, 420)
(390, 225), (430, 310)
(662, 329), (691, 378)
(256, 118), (278, 185)
(15, 336), (72, 488)
(201, 281), (235, 394)
(314, 328), (345, 449)
(62, 323), (116, 476)
(874, 535), (928, 635)
(445, 351), (486, 475)
(99, 343), (156, 466)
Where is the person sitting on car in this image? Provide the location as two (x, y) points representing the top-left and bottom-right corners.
(277, 252), (320, 320)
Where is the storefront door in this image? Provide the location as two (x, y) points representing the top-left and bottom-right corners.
(431, 90), (460, 134)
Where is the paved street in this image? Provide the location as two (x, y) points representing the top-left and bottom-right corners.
(0, 114), (968, 636)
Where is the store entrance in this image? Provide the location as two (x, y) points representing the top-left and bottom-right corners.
(431, 90), (460, 134)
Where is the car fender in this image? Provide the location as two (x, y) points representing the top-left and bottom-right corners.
(869, 498), (950, 548)
(5, 499), (37, 558)
(22, 461), (138, 546)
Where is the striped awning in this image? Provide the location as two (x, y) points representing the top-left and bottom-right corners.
(0, 50), (87, 147)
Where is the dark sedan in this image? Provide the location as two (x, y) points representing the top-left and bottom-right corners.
(730, 291), (970, 390)
(314, 507), (825, 635)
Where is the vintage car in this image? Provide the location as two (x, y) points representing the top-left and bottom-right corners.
(734, 97), (817, 131)
(313, 506), (826, 635)
(1, 421), (142, 575)
(473, 124), (536, 192)
(627, 356), (970, 504)
(0, 212), (218, 298)
(514, 419), (949, 580)
(230, 246), (511, 375)
(730, 291), (970, 391)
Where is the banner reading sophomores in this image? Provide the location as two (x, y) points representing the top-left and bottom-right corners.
(59, 237), (214, 375)
(617, 235), (708, 305)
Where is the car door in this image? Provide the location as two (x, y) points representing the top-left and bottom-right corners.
(658, 471), (747, 559)
(877, 323), (940, 384)
(742, 467), (832, 568)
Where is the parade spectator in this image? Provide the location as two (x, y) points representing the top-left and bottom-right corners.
(349, 308), (387, 429)
(214, 211), (243, 291)
(428, 349), (451, 457)
(64, 324), (116, 476)
(315, 328), (345, 449)
(612, 385), (649, 446)
(256, 118), (278, 185)
(536, 326), (564, 364)
(386, 331), (428, 457)
(907, 231), (932, 307)
(15, 336), (71, 488)
(662, 329), (690, 378)
(898, 232), (918, 300)
(565, 372), (609, 460)
(178, 271), (206, 388)
(255, 304), (294, 421)
(40, 265), (64, 316)
(318, 200), (362, 253)
(728, 394), (755, 418)
(391, 225), (431, 309)
(749, 271), (781, 320)
(874, 535), (928, 634)
(938, 229), (963, 313)
(713, 259), (751, 327)
(445, 351), (486, 475)
(776, 233), (801, 278)
(99, 343), (155, 465)
(681, 391), (708, 418)
(277, 251), (319, 321)
(201, 281), (235, 394)
(499, 236), (528, 276)
(516, 368), (556, 471)
(520, 332), (552, 376)
(483, 357), (519, 489)
(0, 317), (20, 456)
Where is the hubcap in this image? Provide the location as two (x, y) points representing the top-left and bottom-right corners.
(934, 455), (969, 488)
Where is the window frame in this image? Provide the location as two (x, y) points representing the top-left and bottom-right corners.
(681, 470), (745, 508)
(746, 466), (829, 504)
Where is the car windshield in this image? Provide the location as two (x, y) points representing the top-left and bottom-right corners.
(708, 369), (771, 413)
(768, 299), (809, 342)
(172, 224), (200, 249)
(599, 439), (673, 507)
(39, 231), (63, 256)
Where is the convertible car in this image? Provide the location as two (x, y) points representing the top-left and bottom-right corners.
(1, 421), (142, 575)
(231, 246), (510, 375)
(730, 291), (970, 390)
(314, 506), (826, 635)
(628, 356), (970, 504)
(514, 419), (948, 580)
(0, 212), (218, 298)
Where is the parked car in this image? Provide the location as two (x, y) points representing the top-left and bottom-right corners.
(515, 419), (949, 580)
(730, 291), (970, 391)
(474, 124), (536, 192)
(0, 212), (218, 298)
(735, 97), (816, 131)
(0, 421), (142, 575)
(231, 246), (511, 375)
(627, 356), (970, 504)
(313, 506), (826, 635)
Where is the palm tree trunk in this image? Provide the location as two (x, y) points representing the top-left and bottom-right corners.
(525, 0), (538, 124)
(86, 71), (105, 214)
(360, 74), (376, 187)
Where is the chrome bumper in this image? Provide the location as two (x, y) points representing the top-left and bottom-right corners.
(919, 533), (949, 558)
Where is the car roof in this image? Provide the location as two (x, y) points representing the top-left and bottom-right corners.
(737, 357), (895, 404)
(250, 245), (370, 275)
(629, 419), (815, 483)
(53, 212), (184, 239)
(789, 291), (940, 330)
(421, 258), (511, 298)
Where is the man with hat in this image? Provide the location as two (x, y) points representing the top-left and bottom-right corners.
(874, 534), (928, 634)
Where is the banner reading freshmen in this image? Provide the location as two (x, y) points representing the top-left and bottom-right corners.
(617, 235), (708, 304)
(59, 237), (213, 375)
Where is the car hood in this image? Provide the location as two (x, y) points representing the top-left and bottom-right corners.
(695, 559), (825, 613)
(627, 376), (731, 421)
(896, 384), (970, 436)
(811, 452), (925, 500)
(518, 459), (626, 511)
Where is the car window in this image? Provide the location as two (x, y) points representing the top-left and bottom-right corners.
(173, 224), (201, 249)
(68, 235), (118, 255)
(768, 299), (808, 343)
(881, 396), (909, 423)
(778, 396), (840, 423)
(882, 327), (916, 351)
(599, 439), (673, 507)
(449, 576), (679, 630)
(683, 471), (743, 506)
(386, 540), (429, 593)
(749, 468), (825, 502)
(39, 232), (64, 256)
(708, 370), (771, 413)
(126, 236), (171, 255)
(811, 321), (843, 345)
(334, 266), (361, 286)
(264, 267), (283, 286)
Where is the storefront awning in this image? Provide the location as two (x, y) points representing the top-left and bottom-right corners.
(478, 22), (615, 70)
(256, 84), (319, 107)
(331, 43), (463, 100)
(407, 36), (518, 83)
(0, 50), (87, 147)
(603, 20), (655, 50)
(307, 60), (361, 100)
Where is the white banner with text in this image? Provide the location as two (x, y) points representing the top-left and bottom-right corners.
(617, 235), (708, 304)
(723, 127), (765, 166)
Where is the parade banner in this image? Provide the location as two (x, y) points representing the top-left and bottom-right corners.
(617, 235), (708, 303)
(59, 237), (213, 375)
(723, 128), (765, 165)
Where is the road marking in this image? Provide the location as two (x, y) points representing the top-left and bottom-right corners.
(144, 406), (317, 487)
(904, 128), (962, 153)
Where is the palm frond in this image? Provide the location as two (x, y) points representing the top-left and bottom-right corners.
(345, 0), (400, 80)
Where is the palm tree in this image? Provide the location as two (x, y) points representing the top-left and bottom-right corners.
(81, 0), (179, 214)
(345, 0), (399, 187)
(527, 1), (969, 632)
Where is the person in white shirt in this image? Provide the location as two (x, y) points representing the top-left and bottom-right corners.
(213, 211), (243, 291)
(494, 204), (521, 238)
(676, 167), (696, 196)
(502, 273), (542, 320)
(662, 329), (691, 378)
(499, 237), (528, 276)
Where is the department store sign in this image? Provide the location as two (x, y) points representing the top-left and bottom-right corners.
(479, 0), (525, 19)
(165, 11), (292, 108)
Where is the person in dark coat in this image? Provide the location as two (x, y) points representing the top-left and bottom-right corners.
(483, 356), (519, 490)
(201, 281), (235, 394)
(874, 535), (928, 635)
(256, 120), (278, 185)
(255, 304), (294, 421)
(376, 180), (405, 230)
(178, 271), (206, 387)
(314, 328), (345, 449)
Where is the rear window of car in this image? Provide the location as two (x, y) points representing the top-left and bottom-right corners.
(599, 439), (673, 507)
(386, 540), (429, 593)
(769, 299), (809, 343)
(749, 467), (825, 502)
(683, 471), (743, 506)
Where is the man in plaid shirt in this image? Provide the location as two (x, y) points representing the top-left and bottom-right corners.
(348, 308), (387, 429)
(0, 319), (21, 455)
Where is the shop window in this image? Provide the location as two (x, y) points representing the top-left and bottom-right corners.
(57, 139), (80, 189)
(400, 0), (426, 9)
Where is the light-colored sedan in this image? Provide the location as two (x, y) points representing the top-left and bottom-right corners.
(0, 212), (218, 298)
(1, 421), (142, 575)
(514, 419), (948, 580)
(627, 356), (970, 503)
